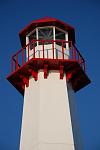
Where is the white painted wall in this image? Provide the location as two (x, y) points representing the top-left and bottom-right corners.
(19, 71), (77, 150)
(67, 84), (83, 150)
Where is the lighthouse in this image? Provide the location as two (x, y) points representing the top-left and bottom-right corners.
(7, 17), (90, 150)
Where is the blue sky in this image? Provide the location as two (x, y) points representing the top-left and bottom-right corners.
(0, 0), (100, 149)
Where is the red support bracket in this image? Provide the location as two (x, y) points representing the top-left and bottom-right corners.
(32, 71), (38, 81)
(44, 64), (48, 79)
(66, 72), (72, 82)
(22, 84), (25, 90)
(19, 75), (29, 87)
(59, 65), (64, 79)
(28, 69), (38, 81)
(23, 77), (29, 87)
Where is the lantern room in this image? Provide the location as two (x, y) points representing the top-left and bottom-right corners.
(19, 17), (75, 60)
(7, 17), (90, 95)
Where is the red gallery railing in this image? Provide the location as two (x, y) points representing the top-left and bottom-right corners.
(11, 40), (86, 73)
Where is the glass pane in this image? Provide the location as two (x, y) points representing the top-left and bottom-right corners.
(55, 28), (65, 46)
(29, 30), (36, 50)
(29, 30), (36, 41)
(38, 27), (53, 45)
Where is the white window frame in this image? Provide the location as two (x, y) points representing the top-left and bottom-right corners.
(26, 26), (68, 48)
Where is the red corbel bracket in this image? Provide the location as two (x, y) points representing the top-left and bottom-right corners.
(32, 71), (38, 81)
(23, 77), (29, 87)
(60, 65), (64, 79)
(28, 69), (38, 81)
(44, 64), (48, 79)
(19, 75), (29, 88)
(22, 84), (25, 90)
(66, 72), (72, 82)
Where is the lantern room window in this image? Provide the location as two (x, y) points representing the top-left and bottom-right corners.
(38, 27), (53, 45)
(38, 27), (53, 40)
(55, 28), (65, 40)
(29, 30), (36, 41)
(27, 26), (68, 53)
(29, 30), (36, 50)
(55, 28), (66, 47)
(28, 27), (66, 46)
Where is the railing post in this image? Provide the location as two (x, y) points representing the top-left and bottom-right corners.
(80, 55), (82, 63)
(72, 46), (76, 60)
(16, 54), (18, 70)
(68, 41), (72, 60)
(62, 41), (64, 60)
(78, 53), (83, 68)
(22, 48), (24, 65)
(28, 44), (29, 61)
(52, 40), (54, 59)
(73, 46), (76, 60)
(79, 55), (82, 67)
(33, 41), (35, 58)
(42, 40), (44, 59)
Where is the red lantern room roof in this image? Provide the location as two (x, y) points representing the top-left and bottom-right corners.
(19, 16), (75, 47)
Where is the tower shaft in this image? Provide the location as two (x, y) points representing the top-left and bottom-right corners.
(19, 71), (82, 150)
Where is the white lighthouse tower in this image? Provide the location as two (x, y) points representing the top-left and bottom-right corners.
(7, 17), (90, 150)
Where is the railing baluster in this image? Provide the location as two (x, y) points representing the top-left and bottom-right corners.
(69, 41), (72, 60)
(80, 55), (82, 63)
(33, 41), (35, 58)
(42, 40), (44, 59)
(22, 48), (24, 65)
(28, 44), (29, 61)
(16, 54), (18, 70)
(62, 41), (64, 60)
(52, 41), (54, 59)
(80, 56), (82, 67)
